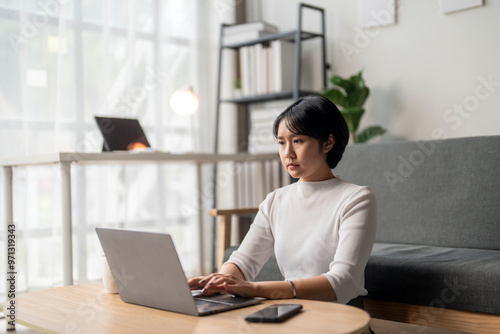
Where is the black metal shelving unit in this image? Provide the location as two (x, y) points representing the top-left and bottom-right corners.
(209, 3), (328, 271)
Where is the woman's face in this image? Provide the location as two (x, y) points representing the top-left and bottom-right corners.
(277, 121), (334, 182)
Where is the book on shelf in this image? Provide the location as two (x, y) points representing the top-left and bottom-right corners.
(248, 108), (282, 153)
(255, 43), (270, 95)
(270, 40), (296, 93)
(223, 21), (278, 46)
(249, 45), (257, 96)
(237, 40), (296, 98)
(235, 159), (286, 207)
(223, 30), (273, 46)
(239, 46), (251, 97)
(224, 21), (278, 36)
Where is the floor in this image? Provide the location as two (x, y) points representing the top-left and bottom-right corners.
(1, 316), (470, 333)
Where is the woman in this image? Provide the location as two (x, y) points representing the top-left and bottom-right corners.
(189, 95), (377, 304)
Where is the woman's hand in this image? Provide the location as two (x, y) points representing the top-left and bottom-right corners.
(187, 276), (208, 291)
(188, 273), (256, 297)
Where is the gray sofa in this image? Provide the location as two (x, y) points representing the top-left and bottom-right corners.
(335, 135), (500, 331)
(224, 135), (500, 332)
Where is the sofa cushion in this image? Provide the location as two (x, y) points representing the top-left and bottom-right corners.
(334, 135), (500, 251)
(366, 243), (500, 315)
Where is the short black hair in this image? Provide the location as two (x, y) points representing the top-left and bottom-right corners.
(272, 95), (349, 169)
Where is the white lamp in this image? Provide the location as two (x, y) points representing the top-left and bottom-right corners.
(169, 86), (199, 116)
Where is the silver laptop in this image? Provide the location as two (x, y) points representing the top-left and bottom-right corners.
(95, 228), (261, 316)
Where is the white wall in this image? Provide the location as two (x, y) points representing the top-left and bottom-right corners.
(257, 0), (500, 141)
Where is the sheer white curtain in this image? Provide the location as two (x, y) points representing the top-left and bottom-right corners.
(0, 0), (233, 299)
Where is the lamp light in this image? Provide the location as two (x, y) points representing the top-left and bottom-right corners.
(169, 86), (199, 116)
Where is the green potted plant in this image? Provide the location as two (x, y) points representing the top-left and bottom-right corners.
(321, 70), (386, 143)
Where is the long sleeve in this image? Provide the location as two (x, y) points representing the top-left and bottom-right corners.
(225, 191), (277, 281)
(322, 186), (377, 303)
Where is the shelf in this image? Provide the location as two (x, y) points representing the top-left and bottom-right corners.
(221, 90), (318, 104)
(222, 30), (323, 49)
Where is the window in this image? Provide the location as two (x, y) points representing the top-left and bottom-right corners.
(0, 0), (220, 298)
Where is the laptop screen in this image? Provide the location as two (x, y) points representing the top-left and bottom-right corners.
(94, 116), (151, 151)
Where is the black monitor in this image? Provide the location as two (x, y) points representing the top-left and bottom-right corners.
(94, 116), (151, 152)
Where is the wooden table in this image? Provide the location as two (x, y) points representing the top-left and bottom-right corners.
(7, 283), (370, 334)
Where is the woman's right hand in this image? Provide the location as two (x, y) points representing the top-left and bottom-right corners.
(187, 276), (209, 291)
(189, 273), (256, 297)
(188, 263), (249, 295)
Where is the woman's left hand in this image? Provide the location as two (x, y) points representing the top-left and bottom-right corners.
(196, 273), (256, 297)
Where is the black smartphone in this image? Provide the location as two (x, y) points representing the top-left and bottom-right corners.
(245, 304), (303, 323)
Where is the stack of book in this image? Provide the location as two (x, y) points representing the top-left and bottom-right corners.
(239, 40), (296, 97)
(222, 21), (278, 46)
(248, 107), (282, 153)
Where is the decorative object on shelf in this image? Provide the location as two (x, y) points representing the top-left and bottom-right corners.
(322, 70), (386, 143)
(170, 86), (199, 116)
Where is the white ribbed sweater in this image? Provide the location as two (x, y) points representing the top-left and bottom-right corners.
(226, 177), (377, 304)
